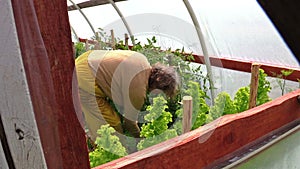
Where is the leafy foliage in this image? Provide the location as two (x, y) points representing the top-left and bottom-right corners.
(74, 42), (86, 59)
(137, 130), (177, 151)
(84, 34), (275, 166)
(256, 69), (272, 105)
(137, 96), (178, 150)
(184, 81), (210, 129)
(89, 124), (127, 167)
(272, 69), (294, 96)
(234, 86), (250, 113)
(172, 81), (210, 134)
(209, 92), (237, 120)
(126, 36), (197, 126)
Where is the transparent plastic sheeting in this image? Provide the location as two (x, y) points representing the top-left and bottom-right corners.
(68, 0), (300, 99)
(68, 0), (299, 67)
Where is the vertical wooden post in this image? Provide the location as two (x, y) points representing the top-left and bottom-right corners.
(85, 40), (90, 51)
(94, 41), (100, 50)
(11, 0), (90, 169)
(183, 96), (193, 133)
(111, 29), (115, 49)
(249, 63), (261, 109)
(125, 33), (129, 48)
(72, 42), (76, 58)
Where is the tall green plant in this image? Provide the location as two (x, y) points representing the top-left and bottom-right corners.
(272, 69), (294, 96)
(89, 124), (127, 167)
(74, 42), (86, 59)
(137, 96), (177, 150)
(233, 68), (271, 113)
(257, 69), (272, 105)
(184, 81), (209, 129)
(234, 86), (250, 113)
(209, 92), (237, 121)
(124, 36), (193, 123)
(172, 81), (210, 134)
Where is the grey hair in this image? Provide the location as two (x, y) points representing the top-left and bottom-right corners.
(148, 63), (180, 97)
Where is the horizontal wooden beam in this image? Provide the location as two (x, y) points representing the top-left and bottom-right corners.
(68, 0), (127, 11)
(94, 89), (300, 168)
(191, 54), (300, 82)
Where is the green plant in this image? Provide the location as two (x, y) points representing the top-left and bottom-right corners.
(124, 36), (195, 124)
(233, 68), (271, 113)
(74, 42), (86, 58)
(137, 96), (178, 150)
(128, 36), (212, 122)
(234, 86), (250, 113)
(184, 81), (209, 129)
(171, 81), (210, 134)
(257, 69), (272, 105)
(209, 92), (237, 121)
(273, 69), (294, 96)
(89, 124), (127, 167)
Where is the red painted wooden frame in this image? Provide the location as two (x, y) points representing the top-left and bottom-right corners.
(191, 54), (300, 82)
(12, 1), (90, 169)
(96, 89), (300, 169)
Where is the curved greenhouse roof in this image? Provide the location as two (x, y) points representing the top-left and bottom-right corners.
(68, 0), (299, 100)
(68, 0), (299, 67)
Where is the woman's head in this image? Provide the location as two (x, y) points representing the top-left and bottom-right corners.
(148, 63), (180, 98)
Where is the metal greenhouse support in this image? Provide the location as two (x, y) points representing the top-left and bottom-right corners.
(68, 0), (135, 45)
(183, 0), (216, 105)
(71, 26), (80, 41)
(108, 0), (136, 45)
(68, 0), (98, 40)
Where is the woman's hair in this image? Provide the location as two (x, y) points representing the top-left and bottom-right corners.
(148, 63), (180, 97)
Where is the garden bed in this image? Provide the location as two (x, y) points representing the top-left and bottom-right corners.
(94, 89), (300, 168)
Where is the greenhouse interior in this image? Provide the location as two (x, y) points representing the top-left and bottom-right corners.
(1, 0), (300, 169)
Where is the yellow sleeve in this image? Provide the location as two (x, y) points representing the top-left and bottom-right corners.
(122, 69), (149, 122)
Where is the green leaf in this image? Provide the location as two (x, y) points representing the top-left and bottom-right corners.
(281, 69), (293, 77)
(89, 124), (127, 167)
(210, 92), (237, 120)
(138, 96), (178, 149)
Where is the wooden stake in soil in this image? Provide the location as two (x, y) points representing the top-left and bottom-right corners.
(125, 33), (129, 48)
(85, 39), (89, 51)
(111, 29), (115, 49)
(183, 96), (193, 133)
(249, 63), (261, 109)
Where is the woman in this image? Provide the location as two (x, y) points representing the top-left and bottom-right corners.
(75, 50), (179, 142)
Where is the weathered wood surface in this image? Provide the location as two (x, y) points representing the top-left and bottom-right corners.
(249, 63), (261, 109)
(183, 96), (193, 133)
(0, 1), (47, 169)
(0, 138), (9, 169)
(95, 89), (300, 169)
(11, 0), (90, 168)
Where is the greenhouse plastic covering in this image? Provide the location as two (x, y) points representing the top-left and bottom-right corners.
(68, 0), (299, 99)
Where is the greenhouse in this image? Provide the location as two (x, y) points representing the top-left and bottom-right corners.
(0, 0), (300, 169)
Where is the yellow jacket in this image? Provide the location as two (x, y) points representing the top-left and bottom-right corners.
(75, 50), (151, 137)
